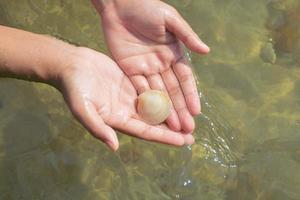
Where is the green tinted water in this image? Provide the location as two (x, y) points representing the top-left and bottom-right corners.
(0, 0), (299, 199)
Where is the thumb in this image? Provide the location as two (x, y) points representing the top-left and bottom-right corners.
(165, 8), (210, 54)
(69, 98), (119, 151)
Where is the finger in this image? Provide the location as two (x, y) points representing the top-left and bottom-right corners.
(147, 74), (181, 131)
(165, 8), (210, 54)
(69, 98), (119, 151)
(173, 58), (201, 116)
(114, 117), (185, 146)
(182, 134), (195, 145)
(161, 68), (195, 133)
(130, 75), (150, 94)
(159, 124), (195, 145)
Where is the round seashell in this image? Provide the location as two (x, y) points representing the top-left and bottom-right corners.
(137, 90), (171, 125)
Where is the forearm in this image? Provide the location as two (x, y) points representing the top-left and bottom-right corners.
(0, 25), (75, 85)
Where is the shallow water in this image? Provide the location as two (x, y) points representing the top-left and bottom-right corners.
(0, 0), (300, 199)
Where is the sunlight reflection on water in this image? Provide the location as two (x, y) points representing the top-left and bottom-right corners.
(0, 0), (300, 199)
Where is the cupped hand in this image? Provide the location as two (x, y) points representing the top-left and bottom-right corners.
(57, 47), (194, 151)
(93, 0), (210, 133)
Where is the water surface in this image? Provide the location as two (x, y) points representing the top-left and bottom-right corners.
(0, 0), (299, 199)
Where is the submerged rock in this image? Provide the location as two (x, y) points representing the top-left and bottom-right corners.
(267, 0), (300, 53)
(260, 42), (277, 64)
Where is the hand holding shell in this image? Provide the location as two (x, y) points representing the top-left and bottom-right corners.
(137, 90), (171, 125)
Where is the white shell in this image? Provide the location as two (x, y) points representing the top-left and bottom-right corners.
(137, 90), (171, 125)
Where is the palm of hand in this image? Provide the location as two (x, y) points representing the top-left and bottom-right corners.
(59, 48), (192, 151)
(101, 0), (209, 133)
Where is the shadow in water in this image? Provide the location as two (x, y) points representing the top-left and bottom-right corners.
(0, 80), (91, 199)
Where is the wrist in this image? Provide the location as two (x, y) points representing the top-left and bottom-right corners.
(35, 35), (78, 87)
(91, 0), (115, 14)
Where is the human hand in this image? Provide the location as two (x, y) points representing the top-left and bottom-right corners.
(57, 47), (194, 151)
(92, 0), (210, 133)
(0, 26), (193, 151)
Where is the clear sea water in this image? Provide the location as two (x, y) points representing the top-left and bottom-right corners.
(0, 0), (299, 199)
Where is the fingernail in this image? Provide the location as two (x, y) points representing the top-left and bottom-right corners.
(185, 135), (195, 145)
(107, 133), (119, 152)
(201, 42), (210, 52)
(106, 141), (115, 151)
(197, 40), (210, 52)
(112, 132), (118, 145)
(175, 134), (185, 146)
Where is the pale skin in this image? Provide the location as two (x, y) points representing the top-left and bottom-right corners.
(0, 0), (209, 151)
(92, 0), (210, 133)
(0, 26), (194, 151)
